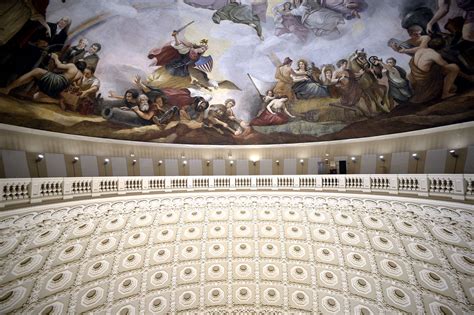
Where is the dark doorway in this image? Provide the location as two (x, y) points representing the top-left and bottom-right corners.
(339, 161), (347, 174)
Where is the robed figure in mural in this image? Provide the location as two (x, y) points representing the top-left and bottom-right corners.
(212, 0), (264, 40)
(320, 0), (368, 20)
(148, 31), (211, 78)
(183, 0), (228, 10)
(147, 28), (214, 89)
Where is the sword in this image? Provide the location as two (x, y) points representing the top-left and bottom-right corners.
(173, 21), (195, 34)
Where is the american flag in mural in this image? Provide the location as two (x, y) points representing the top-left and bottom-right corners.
(194, 56), (213, 73)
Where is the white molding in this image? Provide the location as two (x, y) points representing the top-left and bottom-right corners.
(0, 121), (473, 149)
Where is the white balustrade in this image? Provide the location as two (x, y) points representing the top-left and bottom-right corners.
(0, 174), (471, 207)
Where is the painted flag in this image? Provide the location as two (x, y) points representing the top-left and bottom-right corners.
(247, 73), (276, 96)
(194, 55), (213, 73)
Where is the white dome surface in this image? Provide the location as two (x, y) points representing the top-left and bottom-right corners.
(0, 192), (472, 314)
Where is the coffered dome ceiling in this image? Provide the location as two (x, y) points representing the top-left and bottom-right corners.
(0, 0), (473, 145)
(0, 192), (472, 314)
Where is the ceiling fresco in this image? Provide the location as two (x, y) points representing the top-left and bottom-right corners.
(0, 0), (473, 145)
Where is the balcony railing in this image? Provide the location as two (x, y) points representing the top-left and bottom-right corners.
(1, 174), (472, 208)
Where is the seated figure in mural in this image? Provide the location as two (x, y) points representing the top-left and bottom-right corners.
(250, 96), (296, 126)
(291, 59), (330, 99)
(273, 2), (310, 41)
(212, 0), (264, 40)
(408, 38), (460, 103)
(290, 0), (345, 37)
(381, 57), (413, 106)
(0, 53), (85, 107)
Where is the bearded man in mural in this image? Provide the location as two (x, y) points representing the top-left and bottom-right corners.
(131, 75), (210, 128)
(408, 38), (461, 103)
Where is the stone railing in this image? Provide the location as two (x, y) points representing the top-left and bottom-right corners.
(1, 174), (472, 208)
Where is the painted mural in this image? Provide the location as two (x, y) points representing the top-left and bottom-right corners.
(0, 0), (473, 145)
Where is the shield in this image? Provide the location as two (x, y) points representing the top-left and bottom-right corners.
(194, 55), (213, 73)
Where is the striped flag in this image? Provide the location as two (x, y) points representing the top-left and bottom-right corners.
(194, 55), (213, 73)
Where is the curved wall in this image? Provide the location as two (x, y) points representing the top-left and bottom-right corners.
(0, 0), (473, 145)
(1, 122), (474, 177)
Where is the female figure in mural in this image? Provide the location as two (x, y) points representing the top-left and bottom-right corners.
(291, 0), (345, 36)
(250, 96), (296, 126)
(148, 31), (209, 78)
(273, 1), (309, 41)
(291, 59), (330, 99)
(319, 64), (339, 97)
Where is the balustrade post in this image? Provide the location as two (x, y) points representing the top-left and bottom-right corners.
(208, 177), (215, 191)
(315, 176), (322, 191)
(251, 177), (257, 190)
(187, 177), (194, 191)
(388, 175), (399, 194)
(63, 178), (74, 200)
(117, 177), (126, 195)
(0, 180), (5, 207)
(229, 177), (236, 190)
(417, 174), (429, 197)
(164, 177), (172, 192)
(142, 177), (150, 194)
(338, 176), (346, 192)
(91, 177), (102, 197)
(362, 175), (371, 193)
(293, 176), (300, 190)
(272, 177), (278, 190)
(29, 178), (42, 203)
(451, 174), (466, 200)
